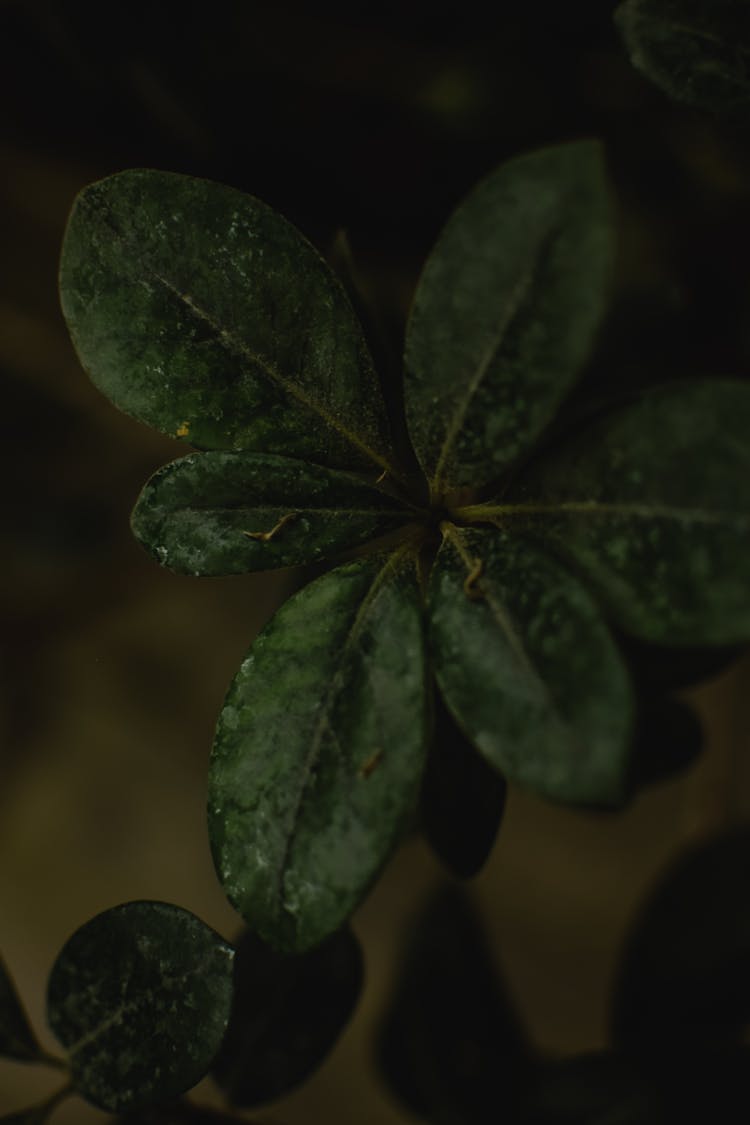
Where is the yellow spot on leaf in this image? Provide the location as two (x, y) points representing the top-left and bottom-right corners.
(176, 421), (190, 438)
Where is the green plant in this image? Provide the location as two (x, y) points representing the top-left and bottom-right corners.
(57, 139), (750, 958)
(3, 93), (749, 1120)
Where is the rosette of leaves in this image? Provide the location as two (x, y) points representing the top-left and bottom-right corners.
(59, 140), (750, 953)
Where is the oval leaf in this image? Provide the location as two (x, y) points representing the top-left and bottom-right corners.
(0, 957), (44, 1063)
(612, 830), (750, 1056)
(615, 0), (750, 113)
(60, 170), (395, 473)
(377, 885), (529, 1125)
(404, 140), (613, 496)
(212, 925), (363, 1106)
(420, 689), (507, 879)
(208, 548), (427, 952)
(429, 527), (634, 804)
(46, 902), (234, 1113)
(131, 451), (414, 575)
(501, 381), (750, 645)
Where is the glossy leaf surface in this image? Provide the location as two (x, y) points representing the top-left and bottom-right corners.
(420, 689), (507, 879)
(612, 830), (750, 1055)
(377, 885), (528, 1125)
(404, 141), (613, 495)
(429, 527), (633, 804)
(504, 381), (750, 645)
(209, 548), (426, 952)
(0, 957), (44, 1063)
(60, 170), (394, 472)
(615, 0), (750, 112)
(212, 925), (363, 1106)
(131, 451), (413, 575)
(46, 902), (234, 1113)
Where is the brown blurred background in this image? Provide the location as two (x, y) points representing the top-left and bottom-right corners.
(1, 2), (749, 1121)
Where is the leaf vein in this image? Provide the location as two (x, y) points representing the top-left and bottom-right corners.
(459, 500), (749, 527)
(271, 545), (415, 922)
(430, 226), (556, 495)
(148, 269), (394, 476)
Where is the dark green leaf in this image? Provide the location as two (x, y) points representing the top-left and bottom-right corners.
(131, 451), (414, 576)
(377, 885), (529, 1125)
(404, 141), (613, 496)
(615, 0), (750, 113)
(46, 901), (234, 1113)
(208, 548), (427, 952)
(612, 830), (750, 1056)
(59, 170), (395, 473)
(212, 925), (363, 1106)
(420, 688), (507, 879)
(0, 956), (44, 1063)
(429, 526), (634, 804)
(500, 381), (750, 645)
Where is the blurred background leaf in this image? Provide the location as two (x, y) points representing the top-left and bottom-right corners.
(420, 690), (507, 879)
(376, 885), (529, 1124)
(612, 829), (750, 1054)
(212, 926), (363, 1107)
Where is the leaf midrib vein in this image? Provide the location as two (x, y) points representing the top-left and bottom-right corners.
(271, 544), (414, 919)
(164, 503), (412, 518)
(66, 951), (227, 1059)
(430, 225), (556, 495)
(81, 193), (397, 478)
(149, 270), (395, 476)
(459, 500), (749, 526)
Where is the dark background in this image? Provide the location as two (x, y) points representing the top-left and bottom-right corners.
(1, 3), (749, 1121)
